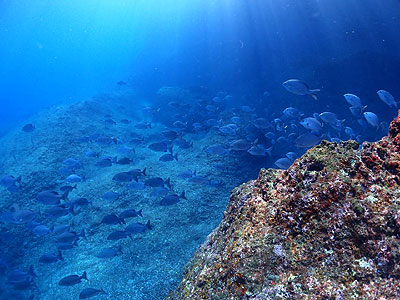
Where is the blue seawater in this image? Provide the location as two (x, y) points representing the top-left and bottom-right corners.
(0, 0), (399, 299)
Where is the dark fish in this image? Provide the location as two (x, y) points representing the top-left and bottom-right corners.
(62, 158), (83, 169)
(101, 191), (120, 202)
(95, 157), (115, 167)
(160, 192), (187, 206)
(56, 230), (85, 244)
(44, 205), (72, 218)
(117, 80), (127, 85)
(7, 265), (36, 285)
(189, 175), (209, 185)
(119, 209), (143, 219)
(56, 240), (78, 250)
(107, 231), (131, 241)
(101, 214), (125, 225)
(148, 142), (172, 153)
(126, 168), (146, 179)
(145, 177), (171, 188)
(95, 246), (122, 259)
(125, 220), (152, 234)
(159, 153), (178, 162)
(173, 138), (193, 149)
(127, 181), (145, 190)
(71, 198), (91, 209)
(161, 129), (180, 140)
(58, 271), (88, 286)
(79, 288), (106, 299)
(22, 124), (35, 132)
(5, 209), (36, 224)
(60, 184), (77, 193)
(52, 224), (70, 235)
(32, 224), (51, 236)
(37, 190), (68, 205)
(39, 250), (64, 264)
(104, 118), (116, 125)
(178, 169), (196, 179)
(116, 157), (131, 165)
(150, 187), (169, 198)
(0, 175), (21, 192)
(120, 119), (131, 124)
(134, 122), (151, 129)
(112, 172), (135, 182)
(85, 150), (100, 158)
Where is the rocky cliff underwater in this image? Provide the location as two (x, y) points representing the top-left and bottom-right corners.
(168, 111), (400, 300)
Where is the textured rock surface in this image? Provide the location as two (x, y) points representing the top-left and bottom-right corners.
(167, 112), (400, 300)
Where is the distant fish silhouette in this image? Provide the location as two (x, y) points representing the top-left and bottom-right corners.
(22, 123), (35, 132)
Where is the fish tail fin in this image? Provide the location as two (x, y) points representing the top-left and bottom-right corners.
(117, 245), (123, 255)
(138, 209), (143, 217)
(142, 168), (146, 176)
(146, 220), (152, 230)
(266, 146), (273, 157)
(62, 190), (69, 201)
(166, 178), (171, 189)
(57, 250), (64, 261)
(180, 191), (187, 200)
(73, 184), (77, 190)
(174, 154), (178, 161)
(79, 229), (86, 240)
(16, 175), (22, 183)
(81, 271), (88, 281)
(168, 145), (173, 154)
(29, 265), (38, 278)
(119, 217), (126, 225)
(148, 122), (152, 128)
(132, 148), (136, 154)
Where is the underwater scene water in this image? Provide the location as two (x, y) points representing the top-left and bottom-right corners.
(0, 0), (400, 299)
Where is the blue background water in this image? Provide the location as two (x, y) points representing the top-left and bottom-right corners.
(1, 0), (399, 134)
(1, 1), (400, 299)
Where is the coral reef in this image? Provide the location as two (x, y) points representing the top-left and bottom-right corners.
(167, 112), (400, 300)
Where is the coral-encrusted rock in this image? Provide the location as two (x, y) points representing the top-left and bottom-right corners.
(167, 111), (400, 300)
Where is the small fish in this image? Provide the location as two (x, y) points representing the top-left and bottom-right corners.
(148, 142), (172, 153)
(219, 124), (237, 136)
(274, 158), (293, 169)
(241, 106), (255, 113)
(95, 157), (116, 168)
(39, 250), (64, 264)
(107, 231), (131, 241)
(63, 158), (83, 169)
(377, 90), (397, 108)
(104, 118), (116, 125)
(134, 122), (151, 129)
(160, 191), (187, 206)
(344, 93), (362, 108)
(189, 175), (209, 185)
(363, 112), (379, 127)
(295, 133), (321, 148)
(230, 139), (252, 151)
(56, 230), (85, 244)
(117, 80), (127, 85)
(101, 214), (125, 225)
(145, 177), (171, 188)
(113, 172), (135, 182)
(60, 184), (77, 193)
(52, 224), (70, 235)
(127, 181), (145, 190)
(22, 124), (35, 132)
(206, 144), (229, 156)
(178, 169), (196, 179)
(101, 191), (120, 202)
(161, 129), (180, 140)
(159, 153), (178, 162)
(282, 79), (320, 100)
(37, 190), (68, 205)
(151, 186), (169, 197)
(247, 144), (271, 157)
(125, 220), (152, 234)
(300, 117), (323, 134)
(120, 119), (131, 124)
(0, 175), (21, 192)
(116, 157), (131, 165)
(65, 174), (83, 183)
(117, 145), (134, 154)
(58, 271), (88, 286)
(96, 246), (122, 259)
(119, 209), (143, 219)
(32, 224), (51, 236)
(79, 288), (106, 299)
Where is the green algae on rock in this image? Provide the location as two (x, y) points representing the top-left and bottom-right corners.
(167, 112), (400, 300)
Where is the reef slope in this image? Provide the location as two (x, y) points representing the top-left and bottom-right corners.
(168, 112), (400, 299)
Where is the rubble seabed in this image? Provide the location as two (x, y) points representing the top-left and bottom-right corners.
(167, 111), (400, 300)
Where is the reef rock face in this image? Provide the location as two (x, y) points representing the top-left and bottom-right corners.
(168, 112), (400, 300)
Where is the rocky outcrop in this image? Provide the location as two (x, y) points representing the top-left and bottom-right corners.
(167, 112), (400, 299)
